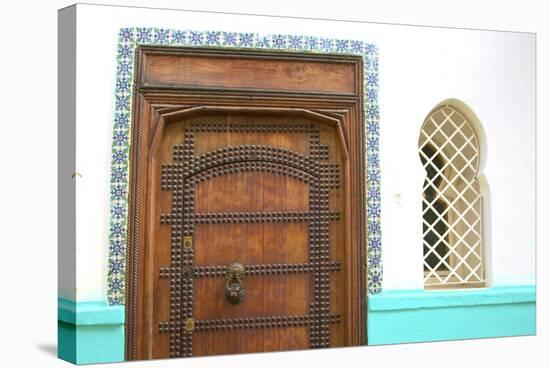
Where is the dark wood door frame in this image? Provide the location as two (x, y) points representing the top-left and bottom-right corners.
(124, 46), (367, 360)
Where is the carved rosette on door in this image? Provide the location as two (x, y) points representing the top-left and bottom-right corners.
(157, 120), (342, 357)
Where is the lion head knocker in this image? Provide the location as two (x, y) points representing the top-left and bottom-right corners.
(225, 262), (246, 305)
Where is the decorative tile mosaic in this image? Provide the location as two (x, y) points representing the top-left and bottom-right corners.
(107, 27), (380, 305)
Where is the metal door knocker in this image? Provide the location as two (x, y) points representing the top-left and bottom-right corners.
(225, 262), (246, 305)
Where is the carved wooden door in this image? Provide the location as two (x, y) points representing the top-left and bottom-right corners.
(152, 115), (345, 357)
(125, 47), (366, 360)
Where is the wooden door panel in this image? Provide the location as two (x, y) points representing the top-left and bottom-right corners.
(194, 173), (309, 213)
(193, 275), (311, 318)
(126, 47), (366, 361)
(142, 54), (357, 94)
(193, 223), (310, 266)
(150, 116), (344, 357)
(192, 326), (309, 356)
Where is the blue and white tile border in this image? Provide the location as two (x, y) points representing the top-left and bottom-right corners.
(107, 27), (381, 305)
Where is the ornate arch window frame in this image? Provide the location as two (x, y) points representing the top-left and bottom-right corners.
(419, 103), (486, 289)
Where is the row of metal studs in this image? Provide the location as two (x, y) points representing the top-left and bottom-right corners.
(187, 121), (318, 133)
(160, 210), (340, 225)
(159, 313), (340, 333)
(320, 162), (341, 189)
(308, 129), (322, 348)
(163, 131), (196, 357)
(178, 144), (316, 168)
(159, 261), (341, 279)
(318, 183), (332, 347)
(161, 161), (318, 191)
(310, 129), (339, 348)
(180, 131), (196, 357)
(189, 161), (317, 186)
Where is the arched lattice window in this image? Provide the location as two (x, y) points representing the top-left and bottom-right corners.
(419, 104), (485, 288)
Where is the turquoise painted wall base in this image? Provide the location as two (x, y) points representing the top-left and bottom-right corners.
(57, 286), (536, 362)
(58, 298), (125, 365)
(367, 285), (536, 345)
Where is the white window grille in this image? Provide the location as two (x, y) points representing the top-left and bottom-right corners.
(418, 105), (485, 288)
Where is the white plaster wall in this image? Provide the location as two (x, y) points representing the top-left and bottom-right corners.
(71, 4), (535, 301)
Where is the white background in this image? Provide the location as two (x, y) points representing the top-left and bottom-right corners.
(0, 0), (547, 367)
